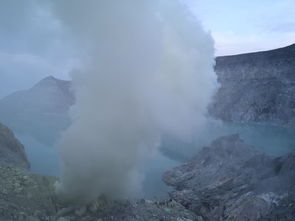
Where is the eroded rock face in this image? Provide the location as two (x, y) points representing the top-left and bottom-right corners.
(163, 134), (295, 221)
(210, 44), (295, 126)
(0, 123), (30, 169)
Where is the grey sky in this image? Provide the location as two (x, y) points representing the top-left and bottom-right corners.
(0, 0), (294, 97)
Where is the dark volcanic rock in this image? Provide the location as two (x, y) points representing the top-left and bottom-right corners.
(0, 123), (30, 169)
(210, 44), (295, 126)
(163, 134), (295, 221)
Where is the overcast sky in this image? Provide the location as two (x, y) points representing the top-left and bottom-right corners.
(189, 0), (295, 55)
(0, 0), (294, 98)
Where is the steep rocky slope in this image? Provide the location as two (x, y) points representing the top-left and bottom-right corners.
(210, 44), (295, 125)
(163, 134), (295, 220)
(0, 76), (74, 144)
(0, 122), (56, 219)
(0, 123), (30, 169)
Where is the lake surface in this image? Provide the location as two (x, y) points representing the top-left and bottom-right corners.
(161, 120), (295, 162)
(18, 120), (295, 199)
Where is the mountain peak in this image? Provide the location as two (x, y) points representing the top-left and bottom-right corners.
(43, 75), (57, 81)
(37, 75), (59, 84)
(33, 75), (70, 89)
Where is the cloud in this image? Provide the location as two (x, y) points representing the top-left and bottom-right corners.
(271, 22), (295, 33)
(187, 0), (295, 56)
(0, 0), (74, 97)
(213, 30), (295, 56)
(0, 52), (59, 97)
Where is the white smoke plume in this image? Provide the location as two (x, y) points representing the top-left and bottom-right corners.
(51, 0), (217, 203)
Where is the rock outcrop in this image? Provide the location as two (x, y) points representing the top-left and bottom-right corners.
(163, 134), (295, 221)
(210, 44), (295, 126)
(0, 123), (30, 169)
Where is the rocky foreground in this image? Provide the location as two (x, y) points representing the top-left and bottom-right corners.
(163, 134), (295, 220)
(0, 123), (199, 221)
(1, 123), (294, 220)
(0, 162), (198, 221)
(0, 163), (199, 221)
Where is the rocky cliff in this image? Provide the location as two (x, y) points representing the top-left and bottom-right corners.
(210, 44), (295, 125)
(0, 123), (30, 169)
(163, 134), (295, 221)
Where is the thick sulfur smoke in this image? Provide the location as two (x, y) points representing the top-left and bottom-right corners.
(52, 0), (217, 203)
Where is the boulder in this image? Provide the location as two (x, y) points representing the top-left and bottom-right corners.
(163, 134), (295, 220)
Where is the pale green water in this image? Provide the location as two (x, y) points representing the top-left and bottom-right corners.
(161, 120), (295, 162)
(18, 120), (295, 199)
(220, 122), (295, 156)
